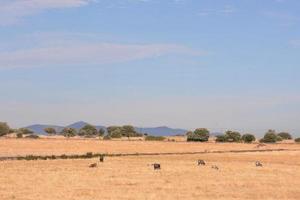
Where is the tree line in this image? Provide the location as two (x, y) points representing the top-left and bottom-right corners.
(0, 121), (299, 143)
(186, 128), (297, 143)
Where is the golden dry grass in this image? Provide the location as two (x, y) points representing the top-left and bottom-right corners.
(1, 151), (300, 200)
(1, 139), (300, 200)
(0, 138), (299, 157)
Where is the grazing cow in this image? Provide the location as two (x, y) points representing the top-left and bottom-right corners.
(211, 165), (219, 170)
(198, 159), (206, 166)
(255, 161), (263, 167)
(99, 155), (104, 162)
(89, 163), (97, 168)
(152, 163), (161, 170)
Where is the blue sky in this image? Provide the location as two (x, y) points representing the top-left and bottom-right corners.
(0, 0), (299, 136)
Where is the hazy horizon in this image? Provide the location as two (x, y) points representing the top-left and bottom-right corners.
(0, 0), (300, 136)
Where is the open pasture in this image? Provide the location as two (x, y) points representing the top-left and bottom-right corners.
(1, 150), (300, 200)
(0, 138), (300, 157)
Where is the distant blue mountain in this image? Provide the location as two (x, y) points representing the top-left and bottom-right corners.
(25, 124), (64, 135)
(26, 121), (188, 136)
(135, 126), (187, 136)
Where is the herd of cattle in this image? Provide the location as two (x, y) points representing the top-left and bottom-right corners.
(89, 155), (264, 170)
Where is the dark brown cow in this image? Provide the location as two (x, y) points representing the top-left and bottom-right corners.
(198, 159), (206, 166)
(89, 163), (97, 168)
(255, 161), (263, 167)
(152, 163), (161, 170)
(99, 155), (104, 162)
(211, 165), (219, 170)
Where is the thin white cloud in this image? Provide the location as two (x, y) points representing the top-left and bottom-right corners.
(197, 5), (235, 16)
(0, 36), (205, 69)
(289, 39), (300, 47)
(0, 0), (93, 26)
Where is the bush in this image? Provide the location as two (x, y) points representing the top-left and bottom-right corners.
(44, 127), (56, 135)
(18, 128), (34, 135)
(187, 128), (210, 142)
(145, 135), (165, 141)
(276, 135), (283, 142)
(277, 132), (292, 140)
(98, 128), (105, 137)
(16, 132), (23, 138)
(260, 130), (278, 143)
(0, 122), (10, 136)
(25, 134), (40, 139)
(215, 135), (227, 142)
(241, 134), (256, 143)
(295, 138), (300, 143)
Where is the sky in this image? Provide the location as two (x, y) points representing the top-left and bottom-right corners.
(0, 0), (299, 136)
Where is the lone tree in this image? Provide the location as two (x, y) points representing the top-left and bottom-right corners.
(61, 128), (77, 138)
(260, 130), (278, 143)
(0, 122), (10, 136)
(187, 128), (210, 142)
(44, 127), (56, 135)
(241, 134), (256, 143)
(225, 130), (241, 142)
(79, 124), (98, 137)
(277, 132), (292, 140)
(98, 128), (105, 137)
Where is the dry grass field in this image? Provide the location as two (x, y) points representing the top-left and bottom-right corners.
(1, 138), (300, 157)
(0, 138), (300, 200)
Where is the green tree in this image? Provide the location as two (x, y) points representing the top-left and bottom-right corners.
(107, 126), (122, 138)
(79, 124), (98, 137)
(241, 134), (256, 143)
(260, 130), (277, 143)
(187, 128), (210, 142)
(17, 128), (33, 135)
(0, 122), (10, 136)
(121, 125), (137, 138)
(277, 132), (292, 140)
(44, 127), (56, 135)
(225, 130), (241, 142)
(98, 128), (105, 137)
(61, 128), (77, 138)
(295, 138), (300, 143)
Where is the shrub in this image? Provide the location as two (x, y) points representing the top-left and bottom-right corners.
(276, 135), (283, 142)
(225, 131), (241, 142)
(145, 135), (165, 141)
(18, 128), (34, 135)
(44, 127), (56, 135)
(16, 132), (23, 138)
(295, 138), (300, 143)
(277, 132), (292, 140)
(241, 134), (256, 143)
(187, 128), (210, 142)
(25, 134), (40, 139)
(98, 128), (105, 137)
(0, 122), (10, 136)
(215, 135), (227, 142)
(85, 152), (93, 158)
